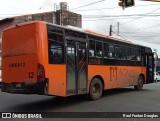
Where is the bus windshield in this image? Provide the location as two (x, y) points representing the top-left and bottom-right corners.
(2, 23), (37, 57)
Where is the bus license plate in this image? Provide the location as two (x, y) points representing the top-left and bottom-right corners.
(16, 83), (22, 88)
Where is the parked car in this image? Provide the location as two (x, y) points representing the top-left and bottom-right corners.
(154, 72), (160, 82)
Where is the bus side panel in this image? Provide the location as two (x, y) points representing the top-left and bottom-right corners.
(36, 23), (67, 97)
(45, 65), (66, 96)
(88, 65), (146, 90)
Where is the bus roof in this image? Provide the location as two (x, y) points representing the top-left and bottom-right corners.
(2, 20), (41, 32)
(3, 20), (152, 53)
(84, 29), (132, 44)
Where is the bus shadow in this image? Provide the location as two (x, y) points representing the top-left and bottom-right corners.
(10, 88), (150, 112)
(10, 95), (86, 112)
(103, 87), (150, 97)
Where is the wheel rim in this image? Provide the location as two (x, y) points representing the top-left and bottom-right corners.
(92, 83), (100, 96)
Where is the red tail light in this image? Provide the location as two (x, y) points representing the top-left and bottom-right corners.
(37, 63), (45, 82)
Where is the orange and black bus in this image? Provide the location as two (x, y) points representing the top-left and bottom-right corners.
(1, 21), (154, 100)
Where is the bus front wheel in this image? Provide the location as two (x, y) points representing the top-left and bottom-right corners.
(134, 76), (144, 91)
(89, 78), (103, 100)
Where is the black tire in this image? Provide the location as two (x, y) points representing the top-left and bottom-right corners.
(155, 78), (157, 82)
(134, 76), (144, 91)
(37, 81), (46, 95)
(89, 78), (103, 100)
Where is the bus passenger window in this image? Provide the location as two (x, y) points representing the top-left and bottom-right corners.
(48, 42), (64, 64)
(96, 42), (102, 57)
(131, 48), (137, 61)
(127, 47), (131, 60)
(89, 50), (94, 57)
(115, 46), (121, 60)
(109, 44), (114, 58)
(89, 40), (95, 57)
(136, 49), (141, 61)
(141, 50), (144, 64)
(48, 33), (63, 42)
(121, 46), (127, 60)
(104, 43), (109, 58)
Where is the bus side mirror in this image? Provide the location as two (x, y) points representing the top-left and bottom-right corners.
(154, 53), (158, 61)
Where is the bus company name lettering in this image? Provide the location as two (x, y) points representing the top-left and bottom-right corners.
(9, 63), (25, 68)
(110, 67), (138, 81)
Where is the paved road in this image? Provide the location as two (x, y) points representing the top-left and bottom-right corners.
(0, 82), (160, 120)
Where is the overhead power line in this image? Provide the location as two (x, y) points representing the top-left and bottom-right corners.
(113, 7), (160, 28)
(115, 31), (160, 39)
(112, 31), (130, 40)
(134, 23), (160, 31)
(1, 13), (160, 17)
(82, 13), (160, 18)
(83, 17), (160, 21)
(118, 23), (160, 33)
(73, 4), (160, 11)
(120, 31), (160, 34)
(112, 27), (160, 40)
(71, 0), (106, 10)
(123, 35), (160, 37)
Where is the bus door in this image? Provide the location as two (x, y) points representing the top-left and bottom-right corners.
(146, 53), (154, 83)
(66, 40), (88, 95)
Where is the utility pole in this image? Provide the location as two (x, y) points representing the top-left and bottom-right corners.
(67, 6), (70, 25)
(54, 3), (58, 24)
(117, 22), (119, 36)
(60, 8), (62, 25)
(109, 25), (112, 36)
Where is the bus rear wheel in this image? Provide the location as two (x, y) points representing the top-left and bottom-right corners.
(134, 76), (144, 91)
(89, 78), (103, 100)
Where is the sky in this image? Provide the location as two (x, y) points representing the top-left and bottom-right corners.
(0, 0), (160, 54)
